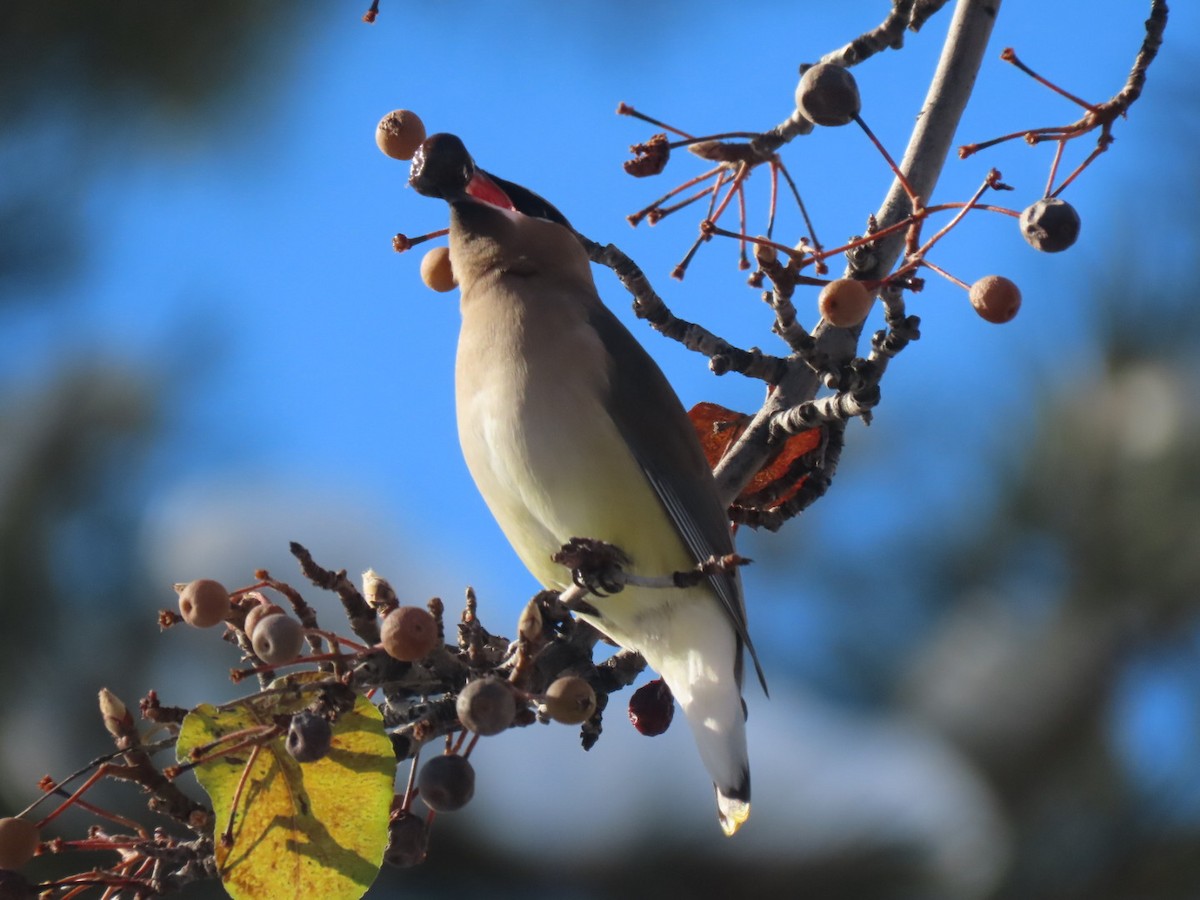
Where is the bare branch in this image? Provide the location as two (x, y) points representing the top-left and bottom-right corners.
(713, 0), (1001, 509)
(583, 237), (791, 383)
(820, 0), (918, 67)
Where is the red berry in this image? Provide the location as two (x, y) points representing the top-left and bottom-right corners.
(176, 579), (230, 628)
(417, 755), (475, 812)
(628, 679), (675, 736)
(380, 606), (438, 662)
(0, 817), (40, 871)
(969, 275), (1022, 324)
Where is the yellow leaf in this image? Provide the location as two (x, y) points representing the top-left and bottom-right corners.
(177, 673), (393, 900)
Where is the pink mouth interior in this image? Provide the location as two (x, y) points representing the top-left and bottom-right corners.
(465, 172), (516, 211)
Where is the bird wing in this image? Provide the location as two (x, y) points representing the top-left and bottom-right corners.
(585, 298), (768, 694)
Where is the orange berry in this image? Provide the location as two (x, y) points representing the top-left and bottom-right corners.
(420, 247), (456, 293)
(969, 275), (1022, 324)
(818, 278), (873, 328)
(375, 110), (426, 161)
(380, 606), (438, 661)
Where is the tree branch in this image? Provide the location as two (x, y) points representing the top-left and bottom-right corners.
(713, 0), (1001, 508)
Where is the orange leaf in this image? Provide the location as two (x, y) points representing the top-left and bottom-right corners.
(688, 401), (823, 510)
(687, 401), (753, 470)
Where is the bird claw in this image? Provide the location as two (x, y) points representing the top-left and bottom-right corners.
(553, 537), (630, 597)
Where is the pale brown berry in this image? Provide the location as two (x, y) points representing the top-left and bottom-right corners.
(176, 579), (230, 628)
(818, 278), (873, 327)
(420, 247), (456, 293)
(795, 63), (861, 126)
(375, 110), (426, 161)
(380, 606), (438, 662)
(243, 601), (285, 639)
(969, 275), (1022, 324)
(544, 676), (597, 725)
(0, 817), (40, 870)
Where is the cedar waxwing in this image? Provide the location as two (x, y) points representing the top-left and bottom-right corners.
(409, 133), (765, 835)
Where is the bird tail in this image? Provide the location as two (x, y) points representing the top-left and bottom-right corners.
(649, 598), (753, 836)
(717, 783), (750, 836)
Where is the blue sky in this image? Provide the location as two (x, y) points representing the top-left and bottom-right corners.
(6, 1), (1198, 890)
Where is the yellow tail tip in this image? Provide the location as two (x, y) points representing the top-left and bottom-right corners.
(717, 793), (750, 836)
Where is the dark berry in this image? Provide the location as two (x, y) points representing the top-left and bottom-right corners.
(383, 810), (428, 868)
(628, 679), (675, 736)
(456, 678), (516, 737)
(795, 63), (861, 126)
(286, 711), (333, 763)
(0, 870), (36, 900)
(1020, 197), (1080, 252)
(417, 755), (475, 812)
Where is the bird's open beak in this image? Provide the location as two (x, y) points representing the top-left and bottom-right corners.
(409, 132), (572, 228)
(462, 170), (516, 212)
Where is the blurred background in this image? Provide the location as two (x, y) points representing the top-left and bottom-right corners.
(1, 1), (1197, 897)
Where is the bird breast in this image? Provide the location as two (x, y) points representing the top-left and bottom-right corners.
(454, 274), (691, 592)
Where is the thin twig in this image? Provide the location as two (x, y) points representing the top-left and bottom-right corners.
(713, 0), (1001, 509)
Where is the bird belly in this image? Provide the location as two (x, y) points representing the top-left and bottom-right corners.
(458, 364), (690, 596)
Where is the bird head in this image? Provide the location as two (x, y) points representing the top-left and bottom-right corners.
(409, 133), (587, 289)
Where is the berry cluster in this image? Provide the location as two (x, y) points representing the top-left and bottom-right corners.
(620, 60), (1089, 334)
(1, 544), (670, 892)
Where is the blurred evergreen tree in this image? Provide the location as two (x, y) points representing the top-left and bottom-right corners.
(0, 1), (306, 822)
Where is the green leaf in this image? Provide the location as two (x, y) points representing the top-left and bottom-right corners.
(177, 673), (393, 900)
